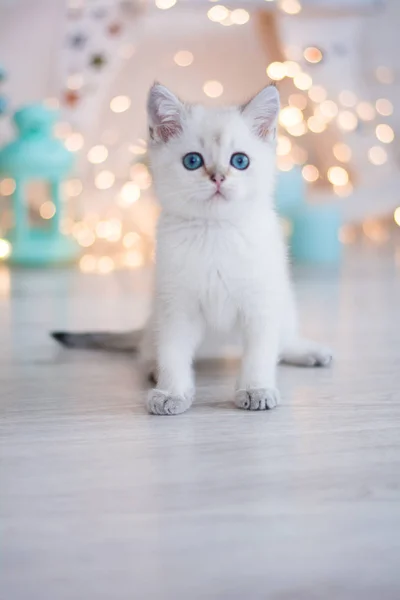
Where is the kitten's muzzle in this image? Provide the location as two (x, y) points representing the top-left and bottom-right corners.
(210, 173), (225, 193)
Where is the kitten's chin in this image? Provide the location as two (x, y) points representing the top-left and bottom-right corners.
(209, 191), (227, 201)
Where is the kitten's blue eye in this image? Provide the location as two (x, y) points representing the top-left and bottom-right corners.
(230, 153), (250, 170)
(183, 152), (204, 170)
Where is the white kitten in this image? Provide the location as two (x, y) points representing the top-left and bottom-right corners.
(144, 82), (332, 416)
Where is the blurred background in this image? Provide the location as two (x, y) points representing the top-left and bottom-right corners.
(0, 0), (399, 272)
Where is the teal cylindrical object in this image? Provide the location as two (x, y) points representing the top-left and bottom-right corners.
(291, 203), (342, 264)
(0, 104), (80, 266)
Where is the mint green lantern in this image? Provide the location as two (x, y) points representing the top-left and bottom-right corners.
(0, 104), (80, 265)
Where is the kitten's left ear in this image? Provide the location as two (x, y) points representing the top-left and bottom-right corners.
(241, 84), (280, 141)
(147, 82), (185, 144)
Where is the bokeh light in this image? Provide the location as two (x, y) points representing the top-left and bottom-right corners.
(95, 170), (115, 190)
(368, 146), (388, 165)
(174, 50), (194, 67)
(87, 145), (108, 164)
(327, 166), (349, 186)
(376, 98), (393, 116)
(203, 80), (224, 98)
(110, 95), (131, 113)
(376, 124), (394, 143)
(303, 47), (323, 64)
(333, 143), (352, 163)
(302, 164), (319, 182)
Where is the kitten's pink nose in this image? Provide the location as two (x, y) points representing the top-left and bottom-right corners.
(210, 173), (225, 190)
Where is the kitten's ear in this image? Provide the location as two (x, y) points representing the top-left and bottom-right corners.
(147, 82), (185, 144)
(241, 84), (280, 141)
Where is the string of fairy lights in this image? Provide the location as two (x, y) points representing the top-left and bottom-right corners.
(0, 0), (399, 269)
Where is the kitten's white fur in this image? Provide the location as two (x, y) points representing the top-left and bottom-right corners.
(144, 83), (332, 416)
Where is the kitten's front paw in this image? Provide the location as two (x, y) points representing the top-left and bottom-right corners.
(146, 389), (192, 416)
(235, 388), (280, 411)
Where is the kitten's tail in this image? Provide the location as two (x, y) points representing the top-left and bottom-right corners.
(51, 330), (142, 352)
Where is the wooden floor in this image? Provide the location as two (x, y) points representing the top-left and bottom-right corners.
(1, 243), (400, 599)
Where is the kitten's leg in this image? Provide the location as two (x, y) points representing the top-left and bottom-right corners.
(235, 313), (281, 411)
(280, 338), (332, 367)
(146, 311), (203, 416)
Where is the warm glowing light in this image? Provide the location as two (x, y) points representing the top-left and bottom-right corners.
(67, 73), (83, 90)
(279, 106), (303, 128)
(319, 100), (338, 120)
(376, 123), (394, 143)
(174, 50), (194, 67)
(40, 201), (56, 220)
(308, 85), (327, 103)
(207, 5), (229, 22)
(129, 143), (147, 155)
(287, 122), (307, 137)
(72, 221), (88, 240)
(334, 183), (353, 198)
(155, 0), (176, 9)
(327, 166), (349, 186)
(368, 146), (387, 165)
(277, 157), (294, 172)
(307, 116), (326, 133)
(0, 239), (11, 260)
(376, 98), (393, 116)
(203, 80), (223, 98)
(65, 132), (84, 152)
(333, 143), (352, 163)
(279, 0), (302, 15)
(120, 182), (141, 205)
(293, 72), (312, 91)
(95, 221), (109, 239)
(130, 163), (152, 189)
(95, 219), (121, 242)
(284, 61), (301, 78)
(98, 256), (114, 274)
(79, 255), (97, 273)
(95, 170), (115, 190)
(124, 250), (144, 269)
(363, 219), (388, 243)
(77, 230), (95, 248)
(302, 164), (319, 182)
(337, 111), (358, 132)
(288, 94), (307, 110)
(219, 13), (234, 27)
(339, 90), (357, 107)
(123, 232), (140, 249)
(87, 145), (108, 164)
(0, 178), (16, 196)
(394, 207), (400, 227)
(106, 219), (122, 242)
(266, 62), (286, 81)
(375, 66), (394, 84)
(356, 102), (375, 121)
(110, 95), (131, 113)
(277, 136), (292, 156)
(303, 47), (323, 64)
(230, 9), (250, 24)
